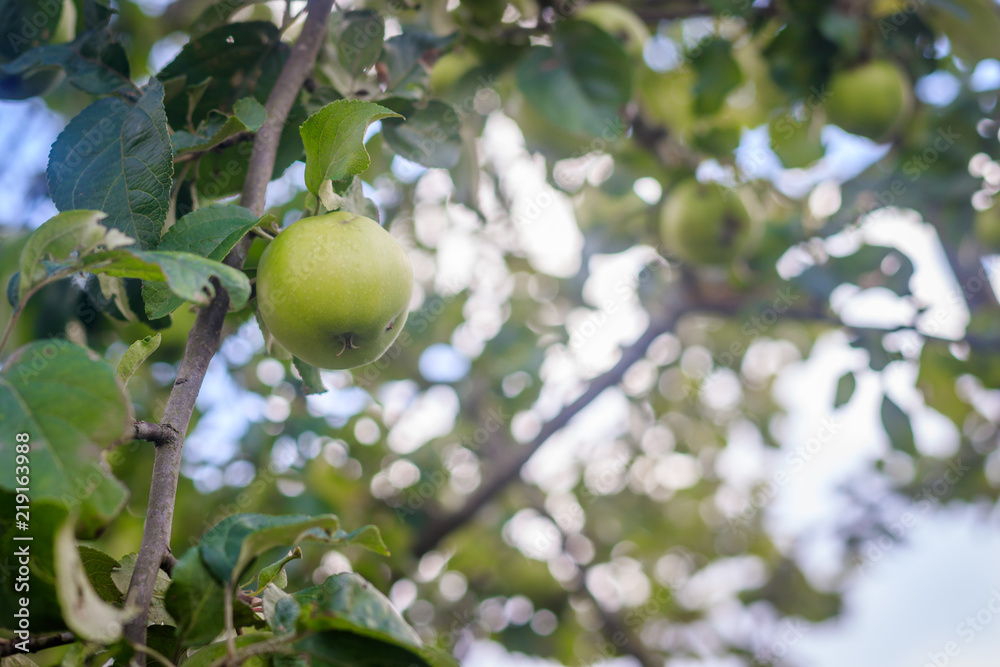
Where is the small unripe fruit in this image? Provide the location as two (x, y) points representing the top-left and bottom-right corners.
(256, 212), (414, 370)
(659, 180), (758, 266)
(825, 61), (911, 141)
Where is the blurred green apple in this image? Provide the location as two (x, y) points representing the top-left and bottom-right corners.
(659, 180), (759, 266)
(256, 212), (414, 370)
(825, 60), (911, 141)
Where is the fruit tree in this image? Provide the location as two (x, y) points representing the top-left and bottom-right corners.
(1, 0), (1000, 666)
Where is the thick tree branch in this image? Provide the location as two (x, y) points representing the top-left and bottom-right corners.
(122, 0), (336, 653)
(412, 292), (688, 557)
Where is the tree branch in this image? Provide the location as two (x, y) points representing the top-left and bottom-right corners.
(122, 0), (336, 654)
(411, 291), (688, 557)
(133, 421), (174, 446)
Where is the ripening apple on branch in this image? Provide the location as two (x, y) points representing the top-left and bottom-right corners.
(255, 211), (414, 370)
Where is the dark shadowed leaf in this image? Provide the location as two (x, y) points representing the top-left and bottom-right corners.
(46, 79), (173, 250)
(381, 99), (462, 169)
(157, 22), (289, 129)
(515, 21), (631, 137)
(198, 513), (341, 585)
(0, 32), (132, 96)
(336, 10), (385, 77)
(882, 394), (916, 455)
(163, 549), (259, 647)
(689, 38), (743, 116)
(834, 371), (856, 408)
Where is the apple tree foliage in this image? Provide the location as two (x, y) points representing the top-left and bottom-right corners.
(0, 0), (999, 665)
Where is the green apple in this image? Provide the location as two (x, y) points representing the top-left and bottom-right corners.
(255, 212), (414, 370)
(659, 180), (759, 266)
(429, 50), (479, 95)
(825, 60), (911, 141)
(637, 65), (696, 135)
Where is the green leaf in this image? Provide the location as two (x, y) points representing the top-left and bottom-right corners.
(53, 512), (131, 643)
(335, 525), (390, 557)
(689, 38), (743, 116)
(157, 22), (290, 129)
(190, 0), (271, 36)
(174, 632), (279, 667)
(157, 204), (261, 258)
(163, 549), (258, 647)
(0, 341), (131, 537)
(171, 97), (267, 156)
(199, 513), (341, 586)
(0, 0), (62, 59)
(381, 99), (462, 169)
(336, 10), (385, 77)
(300, 100), (401, 198)
(295, 573), (458, 667)
(78, 546), (123, 604)
(379, 29), (457, 97)
(117, 334), (161, 385)
(261, 584), (300, 636)
(515, 20), (631, 137)
(833, 371), (856, 409)
(292, 357), (327, 395)
(17, 210), (133, 302)
(79, 248), (251, 319)
(194, 104), (307, 199)
(295, 572), (419, 646)
(881, 394), (916, 455)
(0, 33), (132, 96)
(248, 546), (302, 594)
(106, 552), (174, 626)
(141, 204), (260, 317)
(46, 78), (173, 251)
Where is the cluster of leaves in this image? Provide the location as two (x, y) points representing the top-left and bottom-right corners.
(2, 0), (1000, 665)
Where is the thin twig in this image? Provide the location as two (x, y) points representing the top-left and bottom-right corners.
(411, 291), (688, 556)
(122, 0), (337, 656)
(160, 551), (178, 576)
(133, 421), (175, 446)
(131, 642), (179, 667)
